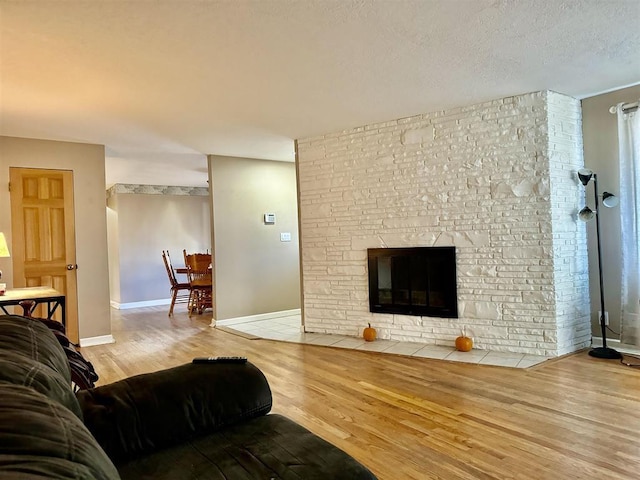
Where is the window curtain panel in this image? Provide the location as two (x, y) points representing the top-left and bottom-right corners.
(617, 102), (640, 346)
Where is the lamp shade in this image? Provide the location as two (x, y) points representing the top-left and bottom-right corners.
(0, 233), (9, 258)
(602, 192), (619, 208)
(578, 206), (595, 222)
(577, 168), (594, 186)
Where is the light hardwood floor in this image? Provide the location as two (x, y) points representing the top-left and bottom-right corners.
(81, 306), (640, 480)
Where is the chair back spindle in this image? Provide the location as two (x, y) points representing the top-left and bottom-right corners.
(162, 250), (191, 316)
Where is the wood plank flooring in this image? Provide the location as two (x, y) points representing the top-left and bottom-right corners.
(80, 307), (640, 480)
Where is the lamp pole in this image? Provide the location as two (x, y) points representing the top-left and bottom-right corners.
(588, 173), (622, 359)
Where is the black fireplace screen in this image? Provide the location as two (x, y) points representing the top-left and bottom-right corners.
(367, 247), (458, 318)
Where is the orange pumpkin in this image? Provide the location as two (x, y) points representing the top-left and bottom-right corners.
(363, 323), (377, 342)
(455, 327), (473, 352)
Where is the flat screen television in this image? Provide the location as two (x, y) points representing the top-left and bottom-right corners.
(367, 246), (458, 318)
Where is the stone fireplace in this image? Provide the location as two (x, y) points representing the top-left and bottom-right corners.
(295, 90), (590, 357)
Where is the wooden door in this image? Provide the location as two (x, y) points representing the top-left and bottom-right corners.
(9, 168), (79, 343)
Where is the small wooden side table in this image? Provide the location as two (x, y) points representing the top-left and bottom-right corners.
(0, 286), (66, 327)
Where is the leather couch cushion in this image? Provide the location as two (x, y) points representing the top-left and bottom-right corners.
(0, 350), (82, 419)
(78, 361), (273, 463)
(0, 383), (119, 480)
(0, 315), (81, 416)
(117, 414), (376, 480)
(0, 315), (72, 383)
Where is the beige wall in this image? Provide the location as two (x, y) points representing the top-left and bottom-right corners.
(0, 136), (111, 340)
(106, 190), (211, 306)
(581, 84), (640, 339)
(209, 155), (300, 320)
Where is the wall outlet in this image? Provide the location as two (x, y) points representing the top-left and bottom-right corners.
(598, 310), (609, 325)
(280, 232), (291, 242)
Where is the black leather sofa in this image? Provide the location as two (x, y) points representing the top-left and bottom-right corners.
(0, 315), (376, 479)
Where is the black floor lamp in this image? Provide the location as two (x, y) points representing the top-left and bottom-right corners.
(577, 168), (622, 359)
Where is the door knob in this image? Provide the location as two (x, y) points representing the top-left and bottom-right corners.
(66, 264), (78, 270)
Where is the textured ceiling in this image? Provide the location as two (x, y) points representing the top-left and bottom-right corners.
(1, 0), (639, 187)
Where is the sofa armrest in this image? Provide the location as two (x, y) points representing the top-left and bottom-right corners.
(76, 361), (272, 464)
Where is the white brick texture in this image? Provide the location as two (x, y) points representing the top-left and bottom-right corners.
(296, 91), (589, 356)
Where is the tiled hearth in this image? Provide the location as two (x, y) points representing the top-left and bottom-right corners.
(217, 313), (549, 369)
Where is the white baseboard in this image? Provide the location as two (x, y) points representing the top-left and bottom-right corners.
(216, 308), (301, 326)
(79, 334), (115, 347)
(110, 299), (170, 310)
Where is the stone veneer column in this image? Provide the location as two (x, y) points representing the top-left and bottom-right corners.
(296, 90), (589, 356)
(547, 92), (591, 355)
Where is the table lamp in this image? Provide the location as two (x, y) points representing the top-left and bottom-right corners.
(0, 232), (10, 281)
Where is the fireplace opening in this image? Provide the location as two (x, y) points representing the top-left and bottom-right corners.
(367, 247), (458, 318)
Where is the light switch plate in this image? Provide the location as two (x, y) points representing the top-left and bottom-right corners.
(280, 232), (291, 242)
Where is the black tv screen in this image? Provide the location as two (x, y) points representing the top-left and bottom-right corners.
(367, 247), (458, 318)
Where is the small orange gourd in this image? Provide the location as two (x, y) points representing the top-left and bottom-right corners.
(455, 327), (473, 352)
(363, 323), (377, 342)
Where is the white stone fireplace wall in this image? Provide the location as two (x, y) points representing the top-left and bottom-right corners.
(296, 91), (590, 356)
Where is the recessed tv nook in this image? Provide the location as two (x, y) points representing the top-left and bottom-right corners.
(367, 247), (458, 318)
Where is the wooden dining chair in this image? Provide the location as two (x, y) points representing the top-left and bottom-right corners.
(162, 250), (191, 316)
(183, 250), (213, 316)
